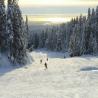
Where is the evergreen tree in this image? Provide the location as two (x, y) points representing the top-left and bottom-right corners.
(59, 24), (66, 51)
(84, 8), (92, 54)
(7, 0), (14, 59)
(56, 30), (62, 51)
(33, 33), (39, 49)
(0, 0), (6, 52)
(25, 15), (29, 48)
(80, 16), (87, 54)
(90, 8), (97, 54)
(95, 6), (98, 48)
(11, 0), (27, 64)
(69, 17), (82, 56)
(29, 5), (98, 56)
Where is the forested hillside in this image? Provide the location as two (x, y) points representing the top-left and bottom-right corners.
(30, 6), (98, 57)
(0, 0), (28, 65)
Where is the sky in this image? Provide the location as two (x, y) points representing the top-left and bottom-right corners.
(18, 0), (98, 23)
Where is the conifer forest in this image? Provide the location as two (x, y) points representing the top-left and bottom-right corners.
(0, 0), (98, 98)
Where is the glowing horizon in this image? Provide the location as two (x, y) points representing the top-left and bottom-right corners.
(19, 0), (98, 23)
(23, 13), (87, 23)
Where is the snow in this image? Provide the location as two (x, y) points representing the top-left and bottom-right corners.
(0, 50), (98, 98)
(0, 54), (11, 67)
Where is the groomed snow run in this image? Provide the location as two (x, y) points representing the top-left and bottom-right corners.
(0, 50), (98, 98)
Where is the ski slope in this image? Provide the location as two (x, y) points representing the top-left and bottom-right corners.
(0, 50), (98, 98)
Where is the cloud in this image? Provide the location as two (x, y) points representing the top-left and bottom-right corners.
(20, 6), (93, 15)
(19, 0), (98, 22)
(19, 0), (98, 8)
(23, 13), (87, 23)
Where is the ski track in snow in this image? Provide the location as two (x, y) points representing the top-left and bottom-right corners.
(0, 50), (98, 98)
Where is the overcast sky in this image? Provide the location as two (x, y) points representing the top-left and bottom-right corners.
(19, 0), (98, 14)
(18, 0), (98, 22)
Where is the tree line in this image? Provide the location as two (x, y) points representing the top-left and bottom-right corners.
(30, 6), (98, 57)
(0, 0), (28, 64)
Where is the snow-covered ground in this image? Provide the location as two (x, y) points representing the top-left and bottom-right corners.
(0, 50), (98, 98)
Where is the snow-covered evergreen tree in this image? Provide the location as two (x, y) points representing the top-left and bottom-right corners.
(95, 6), (98, 49)
(80, 16), (87, 54)
(56, 30), (62, 51)
(86, 8), (92, 53)
(6, 0), (14, 60)
(33, 32), (39, 49)
(0, 0), (6, 52)
(90, 8), (98, 54)
(59, 24), (66, 51)
(69, 17), (83, 56)
(38, 31), (46, 48)
(10, 0), (27, 64)
(28, 5), (98, 56)
(25, 15), (29, 48)
(65, 19), (75, 51)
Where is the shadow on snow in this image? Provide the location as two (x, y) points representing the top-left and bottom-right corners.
(80, 67), (98, 72)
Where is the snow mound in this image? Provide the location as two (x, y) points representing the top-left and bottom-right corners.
(0, 54), (11, 67)
(26, 52), (34, 64)
(80, 66), (98, 72)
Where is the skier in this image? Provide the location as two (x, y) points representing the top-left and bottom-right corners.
(40, 59), (42, 64)
(64, 55), (66, 58)
(47, 57), (48, 61)
(44, 62), (48, 69)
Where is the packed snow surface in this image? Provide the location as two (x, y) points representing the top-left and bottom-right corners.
(0, 50), (98, 98)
